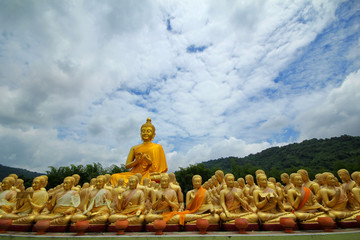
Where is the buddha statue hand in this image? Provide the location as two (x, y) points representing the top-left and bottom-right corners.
(136, 210), (141, 217)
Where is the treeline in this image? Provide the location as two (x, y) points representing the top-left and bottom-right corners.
(197, 134), (360, 182)
(45, 163), (128, 189)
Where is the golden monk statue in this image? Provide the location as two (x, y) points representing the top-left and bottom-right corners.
(169, 173), (184, 211)
(108, 176), (145, 225)
(5, 176), (49, 224)
(287, 173), (334, 222)
(145, 174), (179, 224)
(35, 176), (80, 225)
(254, 173), (296, 223)
(319, 173), (360, 221)
(71, 175), (112, 224)
(0, 177), (17, 216)
(337, 169), (359, 210)
(220, 174), (258, 223)
(351, 171), (360, 206)
(176, 175), (219, 225)
(244, 174), (258, 211)
(111, 118), (168, 185)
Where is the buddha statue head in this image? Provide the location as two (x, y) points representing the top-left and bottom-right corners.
(351, 171), (360, 184)
(215, 170), (224, 183)
(224, 173), (235, 188)
(141, 118), (156, 142)
(297, 169), (309, 182)
(256, 174), (268, 188)
(1, 176), (15, 191)
(237, 178), (245, 188)
(192, 175), (202, 189)
(290, 173), (303, 187)
(255, 169), (266, 177)
(143, 177), (150, 187)
(160, 173), (170, 189)
(63, 176), (75, 191)
(325, 173), (337, 187)
(280, 173), (290, 184)
(32, 177), (44, 191)
(96, 175), (106, 189)
(245, 174), (254, 185)
(72, 174), (80, 186)
(128, 176), (138, 190)
(337, 169), (351, 183)
(117, 178), (125, 187)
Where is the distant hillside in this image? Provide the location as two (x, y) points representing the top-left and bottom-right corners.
(0, 164), (43, 181)
(202, 135), (360, 180)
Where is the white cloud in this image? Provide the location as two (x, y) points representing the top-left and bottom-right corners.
(0, 0), (358, 173)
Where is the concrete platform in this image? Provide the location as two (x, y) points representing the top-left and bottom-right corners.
(1, 229), (360, 240)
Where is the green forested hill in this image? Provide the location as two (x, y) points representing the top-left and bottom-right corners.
(202, 135), (360, 180)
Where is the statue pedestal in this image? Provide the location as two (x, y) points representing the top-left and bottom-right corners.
(222, 223), (259, 231)
(9, 224), (33, 232)
(146, 224), (181, 232)
(107, 223), (144, 232)
(299, 222), (322, 230)
(69, 223), (106, 232)
(184, 224), (220, 231)
(261, 223), (299, 231)
(47, 225), (68, 232)
(338, 221), (358, 229)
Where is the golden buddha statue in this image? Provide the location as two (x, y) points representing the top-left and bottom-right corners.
(169, 173), (184, 211)
(287, 173), (334, 222)
(71, 175), (112, 224)
(111, 118), (168, 185)
(145, 174), (179, 224)
(108, 176), (145, 225)
(15, 179), (25, 192)
(244, 174), (258, 210)
(220, 173), (258, 223)
(337, 169), (359, 210)
(215, 170), (226, 192)
(35, 176), (80, 225)
(351, 171), (360, 206)
(297, 169), (320, 195)
(0, 177), (17, 216)
(6, 176), (49, 224)
(174, 175), (219, 225)
(254, 173), (296, 223)
(280, 173), (293, 211)
(319, 173), (360, 221)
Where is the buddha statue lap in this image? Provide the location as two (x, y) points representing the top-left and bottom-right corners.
(108, 176), (145, 225)
(254, 174), (296, 223)
(220, 174), (258, 223)
(288, 173), (334, 222)
(35, 176), (80, 225)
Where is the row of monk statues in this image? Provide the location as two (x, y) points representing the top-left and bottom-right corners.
(1, 168), (360, 229)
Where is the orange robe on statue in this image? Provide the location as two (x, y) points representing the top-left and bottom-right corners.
(111, 142), (167, 186)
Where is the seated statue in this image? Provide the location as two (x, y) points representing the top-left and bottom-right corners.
(338, 169), (359, 210)
(71, 175), (112, 224)
(0, 177), (17, 216)
(351, 171), (360, 206)
(35, 176), (80, 225)
(220, 173), (258, 223)
(111, 118), (168, 185)
(288, 173), (334, 222)
(169, 173), (184, 211)
(5, 176), (49, 224)
(254, 174), (296, 223)
(108, 176), (145, 225)
(177, 175), (219, 225)
(319, 173), (360, 221)
(244, 174), (259, 211)
(145, 174), (179, 224)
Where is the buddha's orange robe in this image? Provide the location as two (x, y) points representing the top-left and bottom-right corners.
(111, 142), (167, 186)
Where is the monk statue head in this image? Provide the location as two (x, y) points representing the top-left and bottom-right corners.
(280, 173), (290, 184)
(290, 173), (303, 187)
(337, 169), (351, 183)
(297, 169), (309, 182)
(256, 174), (268, 188)
(128, 176), (138, 190)
(192, 175), (202, 189)
(1, 176), (15, 190)
(96, 175), (106, 189)
(160, 173), (170, 189)
(141, 118), (156, 142)
(63, 176), (75, 191)
(215, 170), (224, 183)
(224, 173), (235, 188)
(245, 174), (254, 185)
(351, 171), (360, 184)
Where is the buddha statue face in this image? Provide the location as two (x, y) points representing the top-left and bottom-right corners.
(128, 176), (138, 190)
(1, 177), (13, 190)
(160, 175), (170, 189)
(280, 174), (289, 184)
(326, 174), (337, 186)
(141, 126), (154, 142)
(192, 175), (202, 189)
(32, 177), (42, 191)
(292, 174), (303, 187)
(117, 178), (125, 187)
(245, 175), (254, 185)
(96, 176), (106, 189)
(224, 174), (235, 188)
(257, 174), (268, 188)
(337, 169), (350, 182)
(63, 177), (75, 191)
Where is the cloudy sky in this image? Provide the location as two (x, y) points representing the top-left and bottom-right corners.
(0, 0), (359, 173)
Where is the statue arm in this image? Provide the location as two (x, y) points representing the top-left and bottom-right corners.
(186, 191), (195, 208)
(288, 189), (301, 209)
(351, 188), (360, 204)
(254, 190), (268, 210)
(320, 188), (339, 208)
(125, 147), (137, 169)
(220, 190), (229, 216)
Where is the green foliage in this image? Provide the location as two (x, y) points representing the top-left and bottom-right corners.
(203, 135), (360, 181)
(46, 162), (128, 189)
